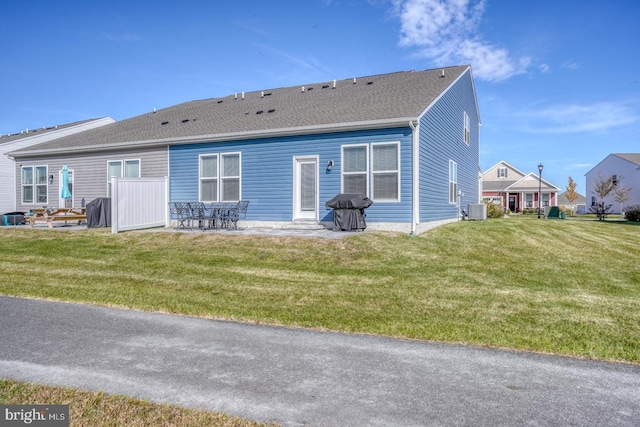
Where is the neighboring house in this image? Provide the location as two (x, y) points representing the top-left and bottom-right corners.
(9, 65), (480, 234)
(557, 191), (586, 214)
(482, 161), (560, 213)
(585, 153), (640, 214)
(0, 118), (114, 214)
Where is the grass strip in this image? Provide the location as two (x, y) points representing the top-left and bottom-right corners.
(0, 378), (278, 426)
(1, 216), (638, 363)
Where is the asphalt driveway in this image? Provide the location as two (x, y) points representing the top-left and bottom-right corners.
(1, 296), (638, 426)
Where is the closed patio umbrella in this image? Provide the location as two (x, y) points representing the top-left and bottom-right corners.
(60, 165), (72, 200)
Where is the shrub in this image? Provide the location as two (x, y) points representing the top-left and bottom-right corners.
(485, 202), (503, 219)
(624, 205), (640, 222)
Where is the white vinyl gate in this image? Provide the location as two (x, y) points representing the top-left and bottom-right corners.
(111, 177), (168, 233)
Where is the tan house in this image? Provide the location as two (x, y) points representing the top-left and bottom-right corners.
(482, 161), (560, 213)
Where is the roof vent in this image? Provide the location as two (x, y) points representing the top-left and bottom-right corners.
(181, 119), (190, 123)
(322, 84), (329, 89)
(268, 108), (276, 113)
(333, 79), (336, 88)
(301, 86), (305, 92)
(261, 91), (264, 98)
(367, 81), (373, 85)
(161, 121), (169, 125)
(307, 87), (313, 91)
(217, 100), (223, 104)
(441, 69), (445, 78)
(256, 110), (264, 115)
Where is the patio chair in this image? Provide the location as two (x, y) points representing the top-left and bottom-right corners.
(227, 201), (249, 230)
(187, 202), (208, 230)
(207, 202), (225, 230)
(169, 202), (191, 230)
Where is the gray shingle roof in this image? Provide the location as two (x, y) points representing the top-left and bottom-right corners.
(615, 153), (640, 166)
(0, 119), (103, 146)
(12, 65), (470, 156)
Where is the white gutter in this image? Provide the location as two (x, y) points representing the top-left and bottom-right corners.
(409, 120), (419, 236)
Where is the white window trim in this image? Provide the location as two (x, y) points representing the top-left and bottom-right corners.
(449, 160), (458, 204)
(221, 152), (242, 202)
(341, 142), (401, 202)
(199, 154), (219, 203)
(371, 141), (401, 202)
(463, 111), (470, 146)
(107, 159), (141, 196)
(21, 165), (48, 205)
(341, 143), (369, 197)
(525, 193), (534, 208)
(199, 152), (241, 202)
(124, 158), (142, 178)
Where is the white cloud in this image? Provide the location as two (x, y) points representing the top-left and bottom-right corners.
(523, 102), (638, 133)
(393, 0), (529, 82)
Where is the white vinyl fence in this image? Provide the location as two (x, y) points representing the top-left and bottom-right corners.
(111, 177), (168, 233)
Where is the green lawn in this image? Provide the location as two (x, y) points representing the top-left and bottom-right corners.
(1, 216), (638, 363)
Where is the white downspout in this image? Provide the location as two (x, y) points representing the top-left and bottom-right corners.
(409, 120), (419, 236)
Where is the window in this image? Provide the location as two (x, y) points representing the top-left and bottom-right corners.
(221, 154), (240, 201)
(449, 160), (458, 203)
(199, 152), (241, 202)
(372, 143), (399, 200)
(107, 159), (140, 196)
(542, 193), (550, 207)
(497, 167), (507, 178)
(342, 145), (368, 195)
(463, 111), (470, 145)
(591, 196), (596, 207)
(342, 143), (400, 202)
(200, 155), (218, 201)
(525, 193), (534, 208)
(21, 166), (48, 204)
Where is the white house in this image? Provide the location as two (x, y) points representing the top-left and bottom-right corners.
(585, 153), (640, 214)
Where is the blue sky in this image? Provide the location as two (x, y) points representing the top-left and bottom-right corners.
(1, 0), (638, 192)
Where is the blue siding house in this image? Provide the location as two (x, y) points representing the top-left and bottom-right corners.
(10, 65), (480, 234)
(167, 65), (480, 233)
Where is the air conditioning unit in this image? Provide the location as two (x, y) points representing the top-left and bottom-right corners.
(468, 203), (487, 220)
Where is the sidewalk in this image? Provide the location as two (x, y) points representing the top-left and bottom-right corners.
(1, 297), (639, 426)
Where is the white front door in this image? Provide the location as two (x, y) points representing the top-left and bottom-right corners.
(293, 156), (318, 221)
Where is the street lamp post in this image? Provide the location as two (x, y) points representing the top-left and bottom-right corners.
(537, 163), (544, 218)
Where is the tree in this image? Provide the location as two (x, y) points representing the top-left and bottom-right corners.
(564, 176), (579, 215)
(589, 173), (615, 220)
(612, 176), (632, 217)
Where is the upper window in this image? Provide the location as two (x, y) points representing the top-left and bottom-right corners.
(199, 152), (241, 202)
(463, 111), (470, 145)
(21, 166), (48, 204)
(449, 160), (458, 204)
(497, 167), (507, 178)
(342, 142), (400, 202)
(107, 159), (141, 196)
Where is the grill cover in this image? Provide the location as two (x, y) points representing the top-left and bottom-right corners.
(325, 194), (373, 231)
(86, 198), (111, 228)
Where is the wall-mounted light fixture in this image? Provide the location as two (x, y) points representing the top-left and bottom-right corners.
(326, 160), (334, 172)
(48, 174), (54, 184)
